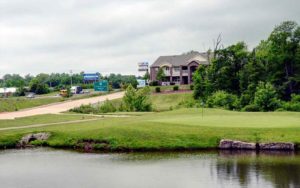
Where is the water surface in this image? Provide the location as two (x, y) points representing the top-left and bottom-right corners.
(0, 148), (299, 188)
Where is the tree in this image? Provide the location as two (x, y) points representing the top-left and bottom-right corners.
(193, 42), (249, 100)
(262, 21), (300, 99)
(193, 65), (212, 100)
(253, 82), (280, 111)
(122, 85), (152, 112)
(156, 67), (165, 82)
(143, 71), (150, 80)
(29, 78), (50, 94)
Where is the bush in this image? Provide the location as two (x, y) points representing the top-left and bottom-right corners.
(291, 94), (300, 103)
(177, 98), (201, 108)
(70, 104), (95, 114)
(282, 101), (300, 112)
(253, 82), (281, 111)
(149, 81), (159, 86)
(190, 84), (194, 90)
(123, 85), (152, 112)
(173, 85), (179, 91)
(98, 99), (117, 113)
(207, 91), (240, 110)
(14, 86), (27, 96)
(242, 104), (260, 112)
(155, 87), (161, 93)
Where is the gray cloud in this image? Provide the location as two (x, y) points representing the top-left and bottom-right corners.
(0, 0), (300, 76)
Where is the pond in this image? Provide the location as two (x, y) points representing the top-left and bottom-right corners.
(0, 148), (299, 188)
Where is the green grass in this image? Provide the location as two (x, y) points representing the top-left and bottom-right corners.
(0, 114), (95, 129)
(1, 108), (300, 151)
(151, 93), (194, 111)
(0, 97), (64, 112)
(105, 92), (194, 112)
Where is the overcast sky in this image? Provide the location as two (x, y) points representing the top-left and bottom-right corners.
(0, 0), (300, 77)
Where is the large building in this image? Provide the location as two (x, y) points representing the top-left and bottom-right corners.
(150, 51), (210, 85)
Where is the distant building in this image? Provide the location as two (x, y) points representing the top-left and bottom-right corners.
(150, 51), (211, 85)
(0, 87), (17, 96)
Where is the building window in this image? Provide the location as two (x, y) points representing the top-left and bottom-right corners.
(173, 67), (180, 72)
(182, 66), (188, 70)
(172, 77), (180, 82)
(165, 67), (170, 71)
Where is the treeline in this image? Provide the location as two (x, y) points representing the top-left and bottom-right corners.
(0, 72), (137, 95)
(193, 21), (300, 111)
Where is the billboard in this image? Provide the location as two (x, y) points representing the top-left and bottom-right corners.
(137, 79), (146, 88)
(138, 62), (149, 72)
(94, 80), (108, 92)
(83, 73), (99, 82)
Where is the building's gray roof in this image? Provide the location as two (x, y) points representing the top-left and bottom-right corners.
(151, 51), (211, 67)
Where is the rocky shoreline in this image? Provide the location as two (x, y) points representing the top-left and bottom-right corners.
(5, 133), (300, 152)
(219, 139), (296, 151)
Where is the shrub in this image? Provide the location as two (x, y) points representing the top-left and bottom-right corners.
(98, 99), (116, 113)
(149, 81), (159, 86)
(253, 82), (281, 111)
(291, 94), (300, 103)
(173, 85), (179, 91)
(207, 91), (240, 110)
(70, 104), (95, 114)
(155, 87), (161, 93)
(14, 86), (27, 96)
(240, 93), (252, 107)
(242, 104), (260, 112)
(190, 84), (194, 90)
(123, 85), (152, 112)
(282, 101), (300, 112)
(177, 98), (200, 108)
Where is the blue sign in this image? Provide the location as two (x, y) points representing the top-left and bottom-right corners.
(94, 80), (108, 92)
(83, 73), (99, 81)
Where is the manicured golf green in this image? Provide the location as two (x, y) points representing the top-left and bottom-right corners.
(0, 108), (300, 151)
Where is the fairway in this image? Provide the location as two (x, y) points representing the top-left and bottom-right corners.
(0, 108), (300, 151)
(149, 108), (300, 128)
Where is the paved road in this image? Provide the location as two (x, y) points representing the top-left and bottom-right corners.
(0, 92), (124, 120)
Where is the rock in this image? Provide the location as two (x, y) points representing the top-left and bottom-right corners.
(18, 133), (51, 148)
(219, 139), (256, 150)
(259, 142), (295, 150)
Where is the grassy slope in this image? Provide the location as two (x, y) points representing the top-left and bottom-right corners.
(0, 114), (95, 129)
(0, 107), (300, 150)
(0, 91), (113, 113)
(108, 92), (194, 112)
(151, 92), (194, 111)
(0, 97), (64, 112)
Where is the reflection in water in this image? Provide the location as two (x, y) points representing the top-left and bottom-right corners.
(0, 148), (300, 188)
(217, 150), (300, 188)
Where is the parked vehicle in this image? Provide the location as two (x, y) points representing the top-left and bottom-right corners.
(60, 89), (68, 97)
(71, 86), (83, 94)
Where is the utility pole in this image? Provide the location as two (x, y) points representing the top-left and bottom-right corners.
(3, 75), (6, 98)
(70, 70), (73, 87)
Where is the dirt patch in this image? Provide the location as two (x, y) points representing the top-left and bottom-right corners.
(76, 139), (111, 152)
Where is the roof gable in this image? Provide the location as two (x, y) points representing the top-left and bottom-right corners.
(151, 51), (209, 67)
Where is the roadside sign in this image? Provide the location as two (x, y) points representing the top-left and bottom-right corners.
(137, 79), (146, 88)
(94, 80), (108, 92)
(138, 62), (149, 72)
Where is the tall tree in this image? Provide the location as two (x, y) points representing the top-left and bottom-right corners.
(263, 21), (300, 99)
(156, 67), (165, 82)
